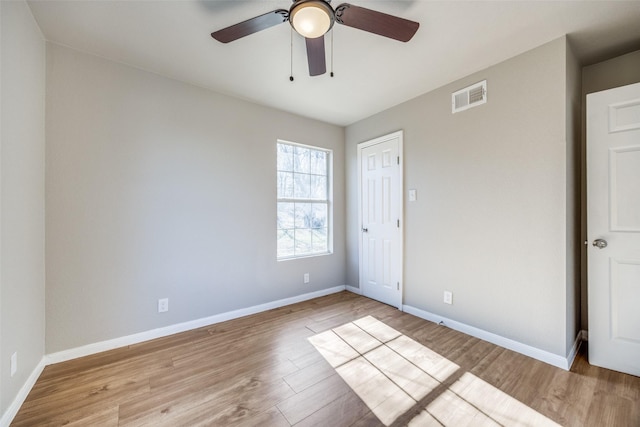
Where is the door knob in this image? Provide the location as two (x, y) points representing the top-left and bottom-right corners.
(362, 227), (368, 233)
(592, 239), (608, 249)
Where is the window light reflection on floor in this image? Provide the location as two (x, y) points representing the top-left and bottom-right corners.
(308, 315), (562, 427)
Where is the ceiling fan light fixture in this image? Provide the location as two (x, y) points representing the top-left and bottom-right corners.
(290, 0), (334, 39)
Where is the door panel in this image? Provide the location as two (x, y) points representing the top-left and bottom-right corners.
(359, 132), (402, 308)
(610, 258), (640, 343)
(587, 82), (640, 377)
(610, 147), (640, 231)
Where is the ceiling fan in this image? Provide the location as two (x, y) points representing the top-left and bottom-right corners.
(211, 0), (419, 77)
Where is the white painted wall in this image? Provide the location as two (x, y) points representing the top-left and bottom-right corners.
(0, 0), (46, 417)
(45, 44), (345, 353)
(346, 37), (579, 357)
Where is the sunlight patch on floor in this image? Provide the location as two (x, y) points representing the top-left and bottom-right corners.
(308, 315), (562, 427)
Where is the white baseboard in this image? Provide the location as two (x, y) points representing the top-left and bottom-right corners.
(565, 331), (583, 370)
(0, 357), (47, 427)
(403, 305), (581, 371)
(46, 285), (347, 365)
(345, 285), (362, 295)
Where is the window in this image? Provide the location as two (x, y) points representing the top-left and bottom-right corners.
(277, 141), (331, 259)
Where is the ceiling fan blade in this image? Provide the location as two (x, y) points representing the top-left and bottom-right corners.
(335, 4), (419, 42)
(306, 37), (326, 76)
(211, 9), (288, 43)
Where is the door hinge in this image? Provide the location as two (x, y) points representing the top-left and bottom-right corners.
(397, 156), (400, 165)
(397, 219), (400, 228)
(397, 282), (400, 290)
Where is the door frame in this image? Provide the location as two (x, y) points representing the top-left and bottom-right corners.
(357, 130), (404, 309)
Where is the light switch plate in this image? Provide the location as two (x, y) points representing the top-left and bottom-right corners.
(409, 189), (417, 202)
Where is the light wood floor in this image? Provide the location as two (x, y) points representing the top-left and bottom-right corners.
(12, 291), (640, 426)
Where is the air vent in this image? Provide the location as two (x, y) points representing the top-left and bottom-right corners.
(452, 80), (487, 113)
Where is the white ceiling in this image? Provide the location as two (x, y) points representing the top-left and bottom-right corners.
(27, 0), (640, 126)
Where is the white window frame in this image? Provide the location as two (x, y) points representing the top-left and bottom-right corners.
(277, 140), (333, 260)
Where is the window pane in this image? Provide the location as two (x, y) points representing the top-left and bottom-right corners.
(277, 171), (294, 198)
(310, 150), (327, 175)
(311, 203), (327, 229)
(294, 203), (312, 228)
(277, 143), (294, 171)
(310, 175), (327, 200)
(295, 229), (312, 255)
(312, 228), (328, 252)
(294, 173), (311, 199)
(294, 146), (310, 173)
(277, 141), (331, 259)
(278, 229), (295, 258)
(277, 203), (295, 230)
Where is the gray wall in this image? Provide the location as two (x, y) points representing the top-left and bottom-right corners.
(0, 0), (46, 417)
(580, 49), (640, 331)
(45, 43), (346, 353)
(346, 37), (579, 357)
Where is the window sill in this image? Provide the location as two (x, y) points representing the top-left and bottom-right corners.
(277, 251), (333, 262)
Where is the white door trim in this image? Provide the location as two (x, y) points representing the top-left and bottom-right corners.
(357, 130), (404, 309)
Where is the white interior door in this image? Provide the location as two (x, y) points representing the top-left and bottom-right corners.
(587, 82), (640, 377)
(358, 131), (403, 309)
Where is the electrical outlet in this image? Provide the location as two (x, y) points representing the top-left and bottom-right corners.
(303, 273), (310, 284)
(443, 291), (453, 305)
(158, 298), (169, 313)
(10, 352), (17, 377)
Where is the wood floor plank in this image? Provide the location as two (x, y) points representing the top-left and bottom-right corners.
(12, 379), (149, 426)
(531, 368), (597, 427)
(24, 352), (173, 403)
(287, 343), (326, 369)
(277, 373), (351, 425)
(349, 409), (385, 427)
(10, 291), (640, 427)
(294, 390), (372, 427)
(229, 406), (291, 427)
(118, 358), (297, 424)
(145, 377), (293, 426)
(283, 359), (336, 393)
(64, 406), (120, 426)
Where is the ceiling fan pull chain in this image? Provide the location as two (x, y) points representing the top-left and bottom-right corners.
(330, 30), (334, 78)
(289, 27), (294, 82)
